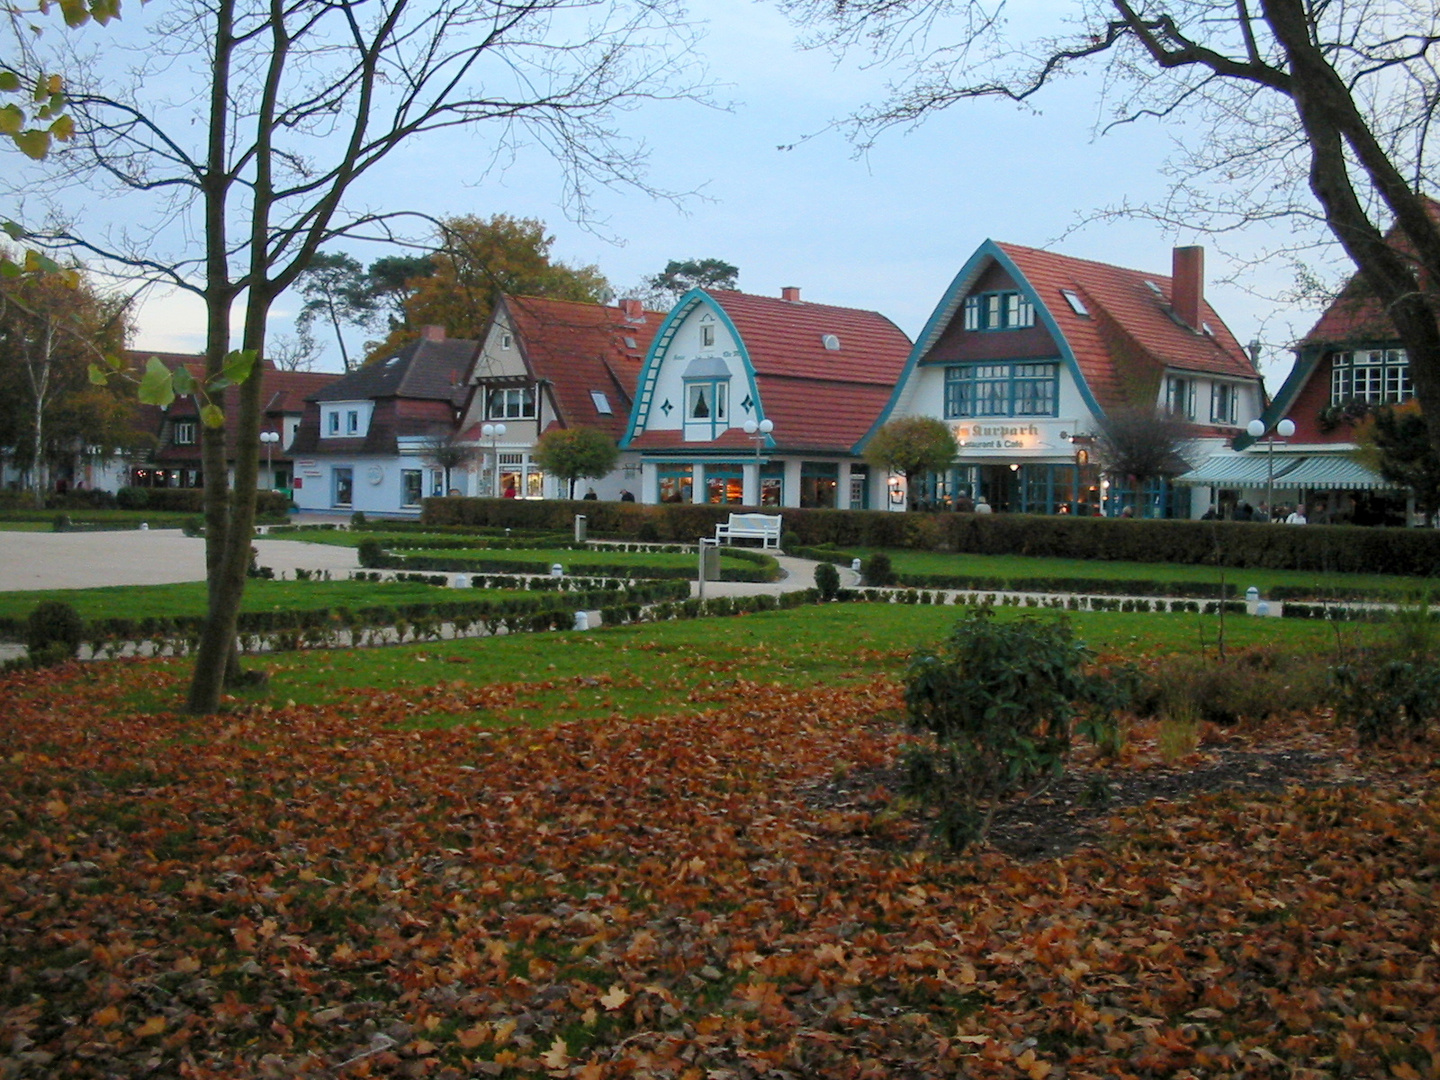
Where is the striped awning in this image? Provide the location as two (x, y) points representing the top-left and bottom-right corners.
(1173, 453), (1298, 486)
(1276, 455), (1400, 490)
(1175, 452), (1400, 490)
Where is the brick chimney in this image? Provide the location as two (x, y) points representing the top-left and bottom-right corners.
(781, 286), (800, 302)
(620, 297), (643, 321)
(1171, 246), (1204, 331)
(421, 325), (447, 342)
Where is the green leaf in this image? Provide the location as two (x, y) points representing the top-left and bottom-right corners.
(220, 348), (258, 387)
(88, 362), (109, 386)
(0, 105), (23, 136)
(138, 357), (177, 408)
(14, 129), (52, 160)
(200, 404), (225, 429)
(171, 366), (195, 395)
(101, 351), (125, 372)
(0, 72), (20, 93)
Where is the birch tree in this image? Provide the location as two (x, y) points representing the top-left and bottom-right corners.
(27, 0), (704, 713)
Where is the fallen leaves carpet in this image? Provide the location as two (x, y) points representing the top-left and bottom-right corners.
(2, 661), (1437, 1078)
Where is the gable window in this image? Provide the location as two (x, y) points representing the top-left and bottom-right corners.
(1211, 383), (1239, 424)
(173, 421), (197, 446)
(701, 324), (716, 348)
(500, 333), (513, 349)
(686, 381), (726, 421)
(487, 386), (536, 420)
(963, 291), (1035, 331)
(944, 362), (1057, 418)
(1331, 349), (1411, 405)
(1165, 376), (1196, 419)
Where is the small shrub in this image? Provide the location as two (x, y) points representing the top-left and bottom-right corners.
(636, 520), (661, 543)
(862, 552), (896, 587)
(52, 513), (71, 532)
(357, 538), (385, 567)
(901, 608), (1107, 852)
(26, 600), (84, 663)
(813, 561), (841, 601)
(351, 511), (367, 527)
(781, 530), (801, 554)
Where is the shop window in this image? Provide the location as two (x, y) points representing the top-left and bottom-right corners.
(402, 469), (423, 506)
(658, 467), (693, 504)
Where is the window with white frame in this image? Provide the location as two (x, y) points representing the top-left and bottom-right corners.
(346, 410), (359, 434)
(1165, 376), (1196, 419)
(944, 362), (1058, 418)
(327, 412), (340, 435)
(1211, 382), (1239, 424)
(1330, 349), (1411, 405)
(487, 386), (536, 419)
(701, 324), (716, 347)
(963, 291), (1035, 331)
(173, 421), (197, 445)
(401, 469), (423, 506)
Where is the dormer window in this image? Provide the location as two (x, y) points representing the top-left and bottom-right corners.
(963, 291), (1034, 330)
(681, 356), (730, 441)
(1166, 376), (1196, 419)
(328, 412), (340, 435)
(173, 421), (197, 446)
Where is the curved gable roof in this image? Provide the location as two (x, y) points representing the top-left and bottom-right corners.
(624, 289), (911, 454)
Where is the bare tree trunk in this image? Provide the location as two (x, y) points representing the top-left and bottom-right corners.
(1261, 0), (1440, 466)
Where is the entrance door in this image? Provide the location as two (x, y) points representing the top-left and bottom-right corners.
(978, 464), (1019, 512)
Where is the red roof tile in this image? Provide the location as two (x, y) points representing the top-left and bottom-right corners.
(632, 290), (910, 453)
(996, 243), (1257, 410)
(500, 295), (664, 441)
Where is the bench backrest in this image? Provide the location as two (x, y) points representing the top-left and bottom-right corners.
(726, 513), (781, 532)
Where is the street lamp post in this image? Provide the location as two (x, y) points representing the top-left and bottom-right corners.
(1246, 417), (1296, 520)
(481, 422), (507, 497)
(742, 418), (774, 505)
(259, 430), (280, 489)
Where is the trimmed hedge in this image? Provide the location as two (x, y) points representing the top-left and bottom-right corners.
(0, 581), (690, 647)
(427, 498), (1440, 578)
(116, 487), (291, 516)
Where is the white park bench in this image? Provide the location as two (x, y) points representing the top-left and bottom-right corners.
(714, 512), (783, 549)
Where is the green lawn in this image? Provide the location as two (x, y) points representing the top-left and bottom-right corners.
(863, 548), (1434, 596)
(136, 600), (1374, 728)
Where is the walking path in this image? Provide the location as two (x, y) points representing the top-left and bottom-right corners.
(0, 528), (853, 596)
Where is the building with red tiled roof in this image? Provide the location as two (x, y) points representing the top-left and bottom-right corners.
(127, 354), (339, 495)
(877, 240), (1263, 516)
(1226, 265), (1412, 525)
(621, 287), (912, 507)
(289, 328), (477, 514)
(455, 295), (665, 499)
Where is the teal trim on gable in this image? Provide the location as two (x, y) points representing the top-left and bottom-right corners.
(1237, 345), (1322, 449)
(854, 240), (1106, 453)
(621, 289), (769, 451)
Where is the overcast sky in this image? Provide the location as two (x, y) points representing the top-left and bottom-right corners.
(121, 0), (1322, 390)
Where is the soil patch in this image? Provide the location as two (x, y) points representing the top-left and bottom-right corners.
(807, 747), (1338, 860)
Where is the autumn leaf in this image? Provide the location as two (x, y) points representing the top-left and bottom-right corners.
(539, 1036), (569, 1071)
(135, 1016), (166, 1038)
(599, 985), (630, 1011)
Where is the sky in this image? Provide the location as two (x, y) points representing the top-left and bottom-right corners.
(108, 0), (1321, 390)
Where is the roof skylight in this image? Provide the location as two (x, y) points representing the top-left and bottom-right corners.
(590, 391), (613, 415)
(821, 334), (841, 351)
(1060, 289), (1089, 316)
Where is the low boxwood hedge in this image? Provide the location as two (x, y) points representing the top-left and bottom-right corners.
(426, 497), (1440, 577)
